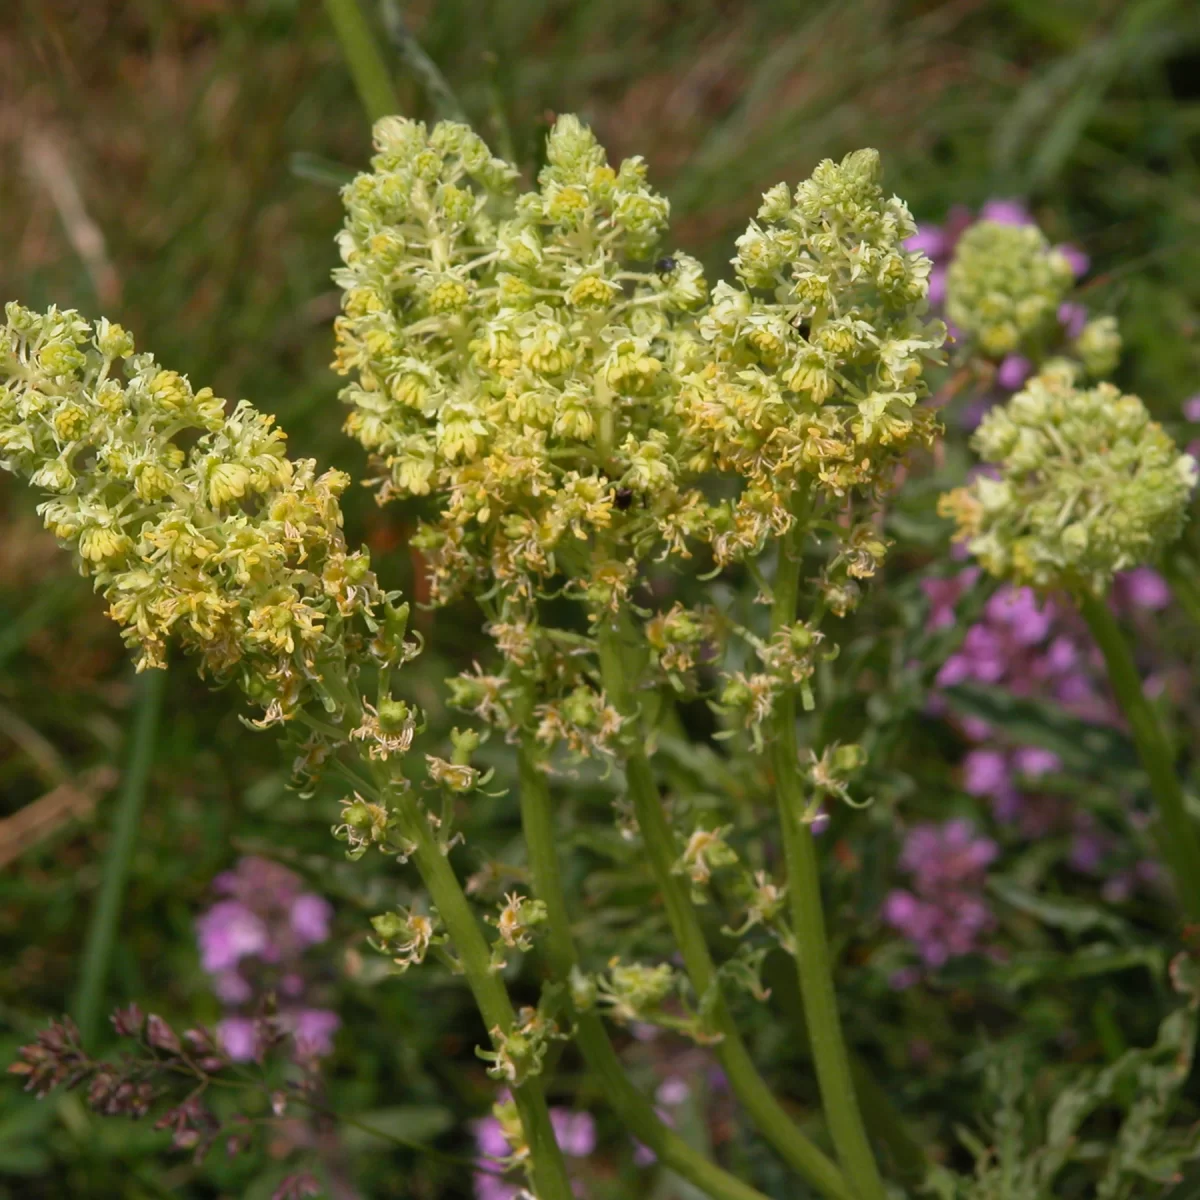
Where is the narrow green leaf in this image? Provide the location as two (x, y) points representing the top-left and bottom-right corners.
(289, 151), (356, 189)
(72, 668), (166, 1047)
(942, 683), (1140, 780)
(989, 875), (1130, 936)
(325, 0), (398, 124)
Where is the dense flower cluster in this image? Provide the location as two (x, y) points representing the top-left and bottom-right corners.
(679, 145), (945, 570)
(195, 856), (339, 1062)
(0, 304), (406, 725)
(940, 366), (1197, 593)
(944, 220), (1075, 359)
(907, 199), (1060, 307)
(333, 114), (707, 618)
(909, 199), (1116, 404)
(334, 116), (946, 765)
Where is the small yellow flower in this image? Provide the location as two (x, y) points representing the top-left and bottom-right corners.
(52, 403), (90, 442)
(78, 524), (132, 563)
(207, 462), (252, 507)
(428, 278), (471, 314)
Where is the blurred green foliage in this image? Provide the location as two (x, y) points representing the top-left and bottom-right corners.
(2, 0), (1200, 1195)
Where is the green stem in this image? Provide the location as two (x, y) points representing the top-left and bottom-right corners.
(595, 620), (854, 1200)
(516, 719), (786, 1200)
(325, 0), (398, 124)
(662, 698), (925, 1182)
(1078, 591), (1200, 922)
(73, 667), (166, 1046)
(377, 769), (574, 1200)
(1163, 547), (1200, 632)
(761, 953), (927, 1185)
(768, 511), (885, 1200)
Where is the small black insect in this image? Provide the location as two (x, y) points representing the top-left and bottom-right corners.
(614, 487), (634, 511)
(655, 256), (678, 274)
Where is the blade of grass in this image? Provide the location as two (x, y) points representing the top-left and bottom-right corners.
(380, 0), (468, 122)
(325, 0), (398, 124)
(289, 150), (357, 189)
(72, 668), (167, 1047)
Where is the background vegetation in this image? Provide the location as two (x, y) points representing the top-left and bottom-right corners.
(2, 0), (1200, 1195)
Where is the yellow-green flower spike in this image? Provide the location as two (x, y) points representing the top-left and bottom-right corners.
(940, 366), (1197, 593)
(945, 220), (1074, 358)
(0, 303), (404, 724)
(680, 146), (945, 566)
(333, 114), (708, 620)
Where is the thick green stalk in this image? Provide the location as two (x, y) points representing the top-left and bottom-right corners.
(516, 722), (797, 1200)
(760, 954), (927, 1185)
(74, 667), (166, 1046)
(595, 622), (854, 1200)
(1078, 592), (1200, 922)
(325, 0), (398, 123)
(663, 702), (927, 1182)
(379, 770), (574, 1200)
(769, 515), (885, 1200)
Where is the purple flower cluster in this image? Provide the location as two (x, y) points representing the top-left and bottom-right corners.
(194, 856), (339, 1063)
(883, 564), (1174, 978)
(922, 568), (1171, 906)
(883, 819), (998, 979)
(473, 1100), (595, 1200)
(933, 582), (1111, 735)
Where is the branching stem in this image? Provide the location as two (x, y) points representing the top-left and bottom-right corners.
(515, 699), (790, 1200)
(595, 617), (854, 1200)
(375, 766), (574, 1200)
(767, 492), (885, 1200)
